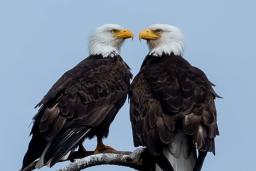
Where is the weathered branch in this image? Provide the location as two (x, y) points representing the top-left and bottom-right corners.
(22, 148), (155, 171)
(58, 148), (155, 171)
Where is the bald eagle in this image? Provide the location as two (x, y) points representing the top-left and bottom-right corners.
(21, 24), (133, 171)
(130, 24), (220, 171)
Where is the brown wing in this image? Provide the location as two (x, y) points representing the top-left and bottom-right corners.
(32, 56), (130, 137)
(22, 55), (131, 169)
(130, 75), (176, 155)
(130, 54), (219, 155)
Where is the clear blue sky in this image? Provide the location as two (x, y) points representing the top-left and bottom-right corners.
(0, 0), (255, 171)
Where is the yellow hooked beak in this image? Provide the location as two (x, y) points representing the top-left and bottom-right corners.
(114, 29), (134, 39)
(139, 29), (160, 40)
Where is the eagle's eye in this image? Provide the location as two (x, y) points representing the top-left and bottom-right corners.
(111, 29), (119, 33)
(154, 29), (163, 33)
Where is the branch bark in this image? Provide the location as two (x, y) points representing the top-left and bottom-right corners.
(58, 148), (155, 171)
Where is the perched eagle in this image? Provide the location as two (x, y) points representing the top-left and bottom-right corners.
(130, 24), (220, 171)
(21, 24), (133, 171)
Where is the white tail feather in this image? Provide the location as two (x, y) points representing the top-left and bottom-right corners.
(156, 131), (196, 171)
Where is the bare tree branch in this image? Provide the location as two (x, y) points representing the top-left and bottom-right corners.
(57, 148), (155, 171)
(22, 148), (155, 171)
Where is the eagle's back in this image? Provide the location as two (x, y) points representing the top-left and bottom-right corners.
(130, 53), (219, 156)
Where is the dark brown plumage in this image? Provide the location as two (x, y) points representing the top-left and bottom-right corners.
(130, 53), (219, 156)
(22, 54), (132, 170)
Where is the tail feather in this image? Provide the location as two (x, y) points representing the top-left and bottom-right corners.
(154, 153), (174, 171)
(21, 133), (47, 171)
(156, 131), (196, 171)
(36, 127), (91, 168)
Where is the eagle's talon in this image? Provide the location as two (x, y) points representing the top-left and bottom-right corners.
(94, 144), (117, 154)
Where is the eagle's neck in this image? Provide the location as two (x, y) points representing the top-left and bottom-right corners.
(148, 40), (184, 57)
(89, 43), (120, 58)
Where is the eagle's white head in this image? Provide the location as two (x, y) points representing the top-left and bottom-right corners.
(139, 24), (184, 56)
(89, 24), (133, 57)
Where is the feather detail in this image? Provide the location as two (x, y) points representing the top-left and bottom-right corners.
(156, 131), (196, 171)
